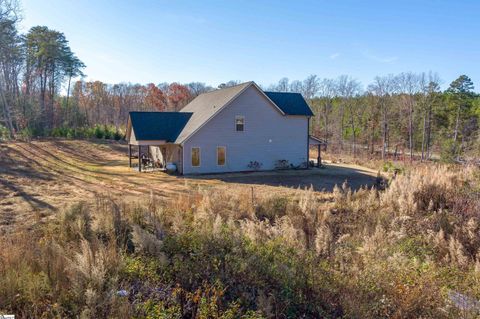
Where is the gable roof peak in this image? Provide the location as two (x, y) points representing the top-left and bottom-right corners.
(199, 81), (254, 96)
(175, 81), (254, 143)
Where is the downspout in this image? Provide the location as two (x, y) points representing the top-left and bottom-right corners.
(306, 116), (310, 169)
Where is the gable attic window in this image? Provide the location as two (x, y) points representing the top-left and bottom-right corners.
(191, 147), (200, 167)
(235, 116), (245, 131)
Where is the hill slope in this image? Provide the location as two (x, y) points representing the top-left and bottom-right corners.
(0, 139), (377, 234)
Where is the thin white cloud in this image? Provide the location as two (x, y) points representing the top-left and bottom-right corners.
(362, 50), (398, 63)
(329, 53), (340, 59)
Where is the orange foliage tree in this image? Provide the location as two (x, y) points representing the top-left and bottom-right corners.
(144, 83), (167, 111)
(167, 83), (192, 111)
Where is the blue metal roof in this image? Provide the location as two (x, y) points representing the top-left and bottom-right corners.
(129, 111), (193, 142)
(264, 91), (314, 116)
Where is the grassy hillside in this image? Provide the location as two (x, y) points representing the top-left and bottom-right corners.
(0, 139), (377, 235)
(0, 143), (479, 317)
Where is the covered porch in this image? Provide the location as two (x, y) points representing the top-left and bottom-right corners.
(309, 135), (327, 167)
(127, 140), (183, 173)
(126, 111), (192, 173)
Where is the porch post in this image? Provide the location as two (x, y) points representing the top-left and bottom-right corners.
(128, 144), (132, 168)
(317, 144), (321, 167)
(138, 145), (141, 172)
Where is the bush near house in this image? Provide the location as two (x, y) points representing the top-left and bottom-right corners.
(24, 125), (125, 140)
(247, 161), (263, 171)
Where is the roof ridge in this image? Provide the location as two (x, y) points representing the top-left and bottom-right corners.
(263, 91), (302, 95)
(129, 111), (193, 115)
(199, 81), (252, 96)
(130, 111), (179, 113)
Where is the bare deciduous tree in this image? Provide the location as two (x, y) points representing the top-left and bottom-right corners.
(317, 78), (337, 145)
(337, 75), (362, 155)
(368, 75), (396, 159)
(302, 75), (320, 100)
(396, 72), (421, 161)
(419, 72), (441, 161)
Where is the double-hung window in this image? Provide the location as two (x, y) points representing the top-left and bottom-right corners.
(235, 116), (245, 132)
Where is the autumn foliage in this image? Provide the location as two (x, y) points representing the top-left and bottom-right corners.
(167, 82), (192, 111)
(144, 83), (167, 111)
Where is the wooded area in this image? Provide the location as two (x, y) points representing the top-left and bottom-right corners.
(1, 0), (479, 162)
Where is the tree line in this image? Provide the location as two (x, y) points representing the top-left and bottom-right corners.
(266, 74), (479, 161)
(1, 0), (479, 161)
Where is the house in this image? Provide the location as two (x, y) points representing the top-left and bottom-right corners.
(126, 81), (314, 174)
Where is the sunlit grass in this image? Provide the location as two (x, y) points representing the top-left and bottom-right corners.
(1, 163), (479, 318)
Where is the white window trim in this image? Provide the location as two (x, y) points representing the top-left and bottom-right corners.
(191, 147), (201, 167)
(216, 146), (226, 166)
(235, 115), (245, 132)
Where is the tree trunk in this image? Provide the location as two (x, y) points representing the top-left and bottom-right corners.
(66, 74), (72, 125)
(370, 118), (375, 155)
(340, 104), (345, 151)
(426, 103), (432, 159)
(421, 112), (426, 161)
(40, 68), (48, 129)
(452, 103), (461, 159)
(453, 104), (460, 143)
(49, 63), (56, 128)
(0, 88), (14, 138)
(350, 106), (356, 157)
(408, 101), (414, 161)
(323, 101), (329, 145)
(382, 100), (387, 160)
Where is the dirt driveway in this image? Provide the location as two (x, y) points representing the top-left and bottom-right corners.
(0, 139), (379, 234)
(195, 164), (378, 192)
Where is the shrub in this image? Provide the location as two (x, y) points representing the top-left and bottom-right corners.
(0, 124), (9, 140)
(18, 127), (34, 140)
(94, 125), (104, 139)
(43, 125), (124, 140)
(255, 195), (289, 222)
(247, 161), (263, 171)
(440, 138), (458, 163)
(275, 159), (290, 170)
(113, 130), (123, 141)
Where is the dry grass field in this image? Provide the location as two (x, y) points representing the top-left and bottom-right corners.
(0, 139), (378, 234)
(1, 139), (479, 318)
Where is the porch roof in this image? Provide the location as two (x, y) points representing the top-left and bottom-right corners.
(128, 111), (193, 143)
(309, 135), (327, 145)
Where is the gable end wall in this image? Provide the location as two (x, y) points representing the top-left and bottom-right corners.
(182, 86), (308, 174)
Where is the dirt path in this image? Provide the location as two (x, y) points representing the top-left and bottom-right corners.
(0, 139), (379, 234)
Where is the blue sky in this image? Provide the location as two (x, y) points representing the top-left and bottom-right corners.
(21, 0), (480, 90)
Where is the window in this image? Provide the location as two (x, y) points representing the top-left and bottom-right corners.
(217, 146), (226, 166)
(235, 116), (245, 131)
(191, 147), (200, 167)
